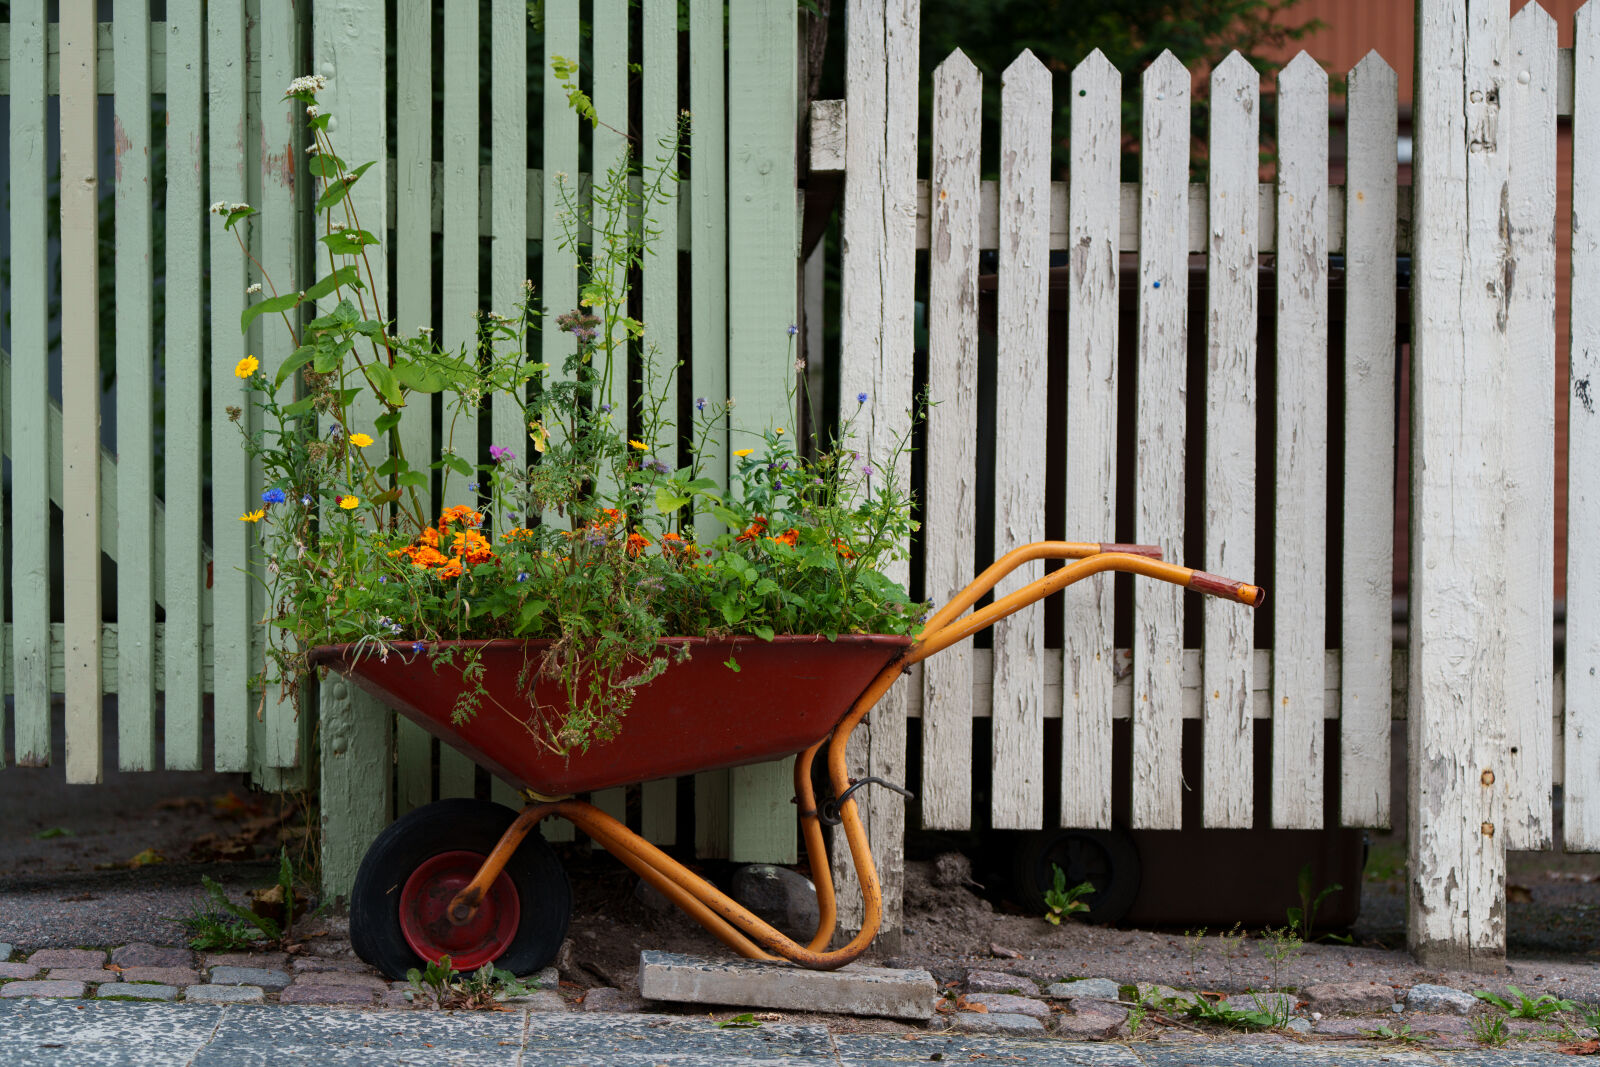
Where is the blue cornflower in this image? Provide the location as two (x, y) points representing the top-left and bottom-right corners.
(786, 324), (798, 336)
(467, 482), (479, 492)
(411, 641), (425, 652)
(517, 571), (529, 582)
(301, 493), (313, 506)
(328, 423), (342, 438)
(695, 396), (707, 412)
(262, 488), (287, 504)
(856, 391), (869, 404)
(599, 404), (613, 415)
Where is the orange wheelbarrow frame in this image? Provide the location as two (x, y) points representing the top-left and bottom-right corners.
(440, 541), (1263, 971)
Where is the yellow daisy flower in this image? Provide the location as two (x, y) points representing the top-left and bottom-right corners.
(348, 432), (374, 447)
(239, 509), (265, 523)
(339, 495), (359, 510)
(733, 448), (754, 457)
(628, 439), (649, 450)
(234, 355), (260, 379)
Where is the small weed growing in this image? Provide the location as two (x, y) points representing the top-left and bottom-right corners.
(1583, 1003), (1600, 1035)
(1183, 927), (1207, 976)
(1286, 863), (1341, 941)
(1361, 1023), (1420, 1043)
(1126, 1001), (1147, 1037)
(1178, 993), (1279, 1031)
(1473, 985), (1579, 1020)
(716, 1013), (762, 1029)
(1257, 926), (1304, 990)
(1043, 864), (1094, 925)
(406, 954), (542, 1010)
(1470, 1013), (1511, 1047)
(184, 848), (301, 951)
(1217, 923), (1246, 984)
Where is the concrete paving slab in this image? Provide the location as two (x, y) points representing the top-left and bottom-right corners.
(522, 1011), (836, 1064)
(208, 966), (291, 990)
(0, 943), (12, 960)
(639, 950), (937, 1020)
(199, 1004), (526, 1058)
(184, 983), (265, 1004)
(0, 980), (86, 998)
(835, 1031), (1135, 1065)
(0, 999), (223, 1066)
(97, 983), (179, 1001)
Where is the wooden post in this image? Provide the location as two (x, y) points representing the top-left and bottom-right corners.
(1408, 0), (1511, 968)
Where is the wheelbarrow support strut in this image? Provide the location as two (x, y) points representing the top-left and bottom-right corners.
(445, 544), (1262, 971)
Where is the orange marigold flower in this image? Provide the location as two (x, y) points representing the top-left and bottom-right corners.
(501, 526), (534, 542)
(625, 532), (651, 558)
(437, 559), (464, 580)
(735, 516), (769, 543)
(598, 507), (625, 528)
(766, 528), (799, 548)
(420, 526), (441, 548)
(833, 538), (856, 560)
(439, 505), (483, 528)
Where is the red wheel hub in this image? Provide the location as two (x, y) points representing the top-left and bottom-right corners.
(398, 851), (521, 971)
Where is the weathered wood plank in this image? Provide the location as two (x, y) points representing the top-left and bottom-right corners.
(920, 48), (981, 832)
(491, 0), (528, 488)
(1566, 2), (1600, 852)
(9, 0), (52, 767)
(641, 779), (677, 846)
(1061, 50), (1120, 831)
(1270, 52), (1329, 830)
(1502, 2), (1557, 851)
(1202, 52), (1259, 829)
(728, 0), (802, 868)
(162, 0), (206, 770)
(320, 672), (394, 902)
(1408, 0), (1510, 967)
(591, 0), (628, 507)
(1131, 51), (1189, 831)
(987, 51), (1050, 833)
(60, 2), (103, 783)
(540, 0), (579, 533)
(642, 0), (679, 461)
(1340, 51), (1398, 829)
(112, 0), (156, 772)
(688, 0), (728, 849)
(207, 0), (252, 772)
(257, 0), (304, 773)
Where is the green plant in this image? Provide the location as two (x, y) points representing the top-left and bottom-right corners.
(1583, 1003), (1600, 1035)
(1217, 922), (1246, 984)
(716, 1012), (762, 1029)
(1361, 1023), (1420, 1043)
(1125, 1001), (1146, 1036)
(406, 956), (457, 1006)
(406, 956), (541, 1010)
(226, 71), (925, 757)
(1042, 864), (1094, 925)
(183, 848), (302, 951)
(1257, 926), (1303, 990)
(1473, 985), (1579, 1020)
(1183, 927), (1207, 976)
(1179, 993), (1279, 1031)
(1471, 1013), (1511, 1047)
(1286, 863), (1341, 941)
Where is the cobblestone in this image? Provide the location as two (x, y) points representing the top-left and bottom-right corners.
(109, 944), (193, 969)
(209, 965), (292, 991)
(0, 980), (87, 999)
(25, 948), (105, 969)
(97, 983), (179, 1001)
(185, 984), (266, 1005)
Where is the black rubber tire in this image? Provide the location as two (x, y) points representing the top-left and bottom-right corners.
(1010, 826), (1141, 925)
(349, 798), (571, 978)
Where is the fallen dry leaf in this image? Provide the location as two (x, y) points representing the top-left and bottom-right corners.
(127, 848), (165, 868)
(1558, 1040), (1600, 1055)
(1507, 884), (1534, 903)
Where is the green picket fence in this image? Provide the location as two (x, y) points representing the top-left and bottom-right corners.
(1, 0), (804, 890)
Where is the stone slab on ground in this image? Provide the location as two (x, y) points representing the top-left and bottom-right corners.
(639, 950), (937, 1021)
(963, 992), (1051, 1019)
(204, 951), (288, 971)
(0, 980), (86, 999)
(937, 1011), (1046, 1035)
(208, 965), (291, 991)
(117, 966), (199, 985)
(0, 944), (11, 961)
(277, 980), (378, 1006)
(505, 990), (569, 1012)
(579, 987), (641, 1012)
(184, 983), (266, 1005)
(966, 969), (1039, 995)
(1052, 1008), (1126, 1039)
(109, 944), (192, 969)
(1406, 983), (1478, 1014)
(1046, 977), (1121, 1001)
(1302, 980), (1398, 1014)
(97, 983), (179, 1002)
(43, 967), (116, 983)
(25, 948), (104, 969)
(289, 956), (374, 974)
(1222, 992), (1295, 1017)
(0, 962), (40, 980)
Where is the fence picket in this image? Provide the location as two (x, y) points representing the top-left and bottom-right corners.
(1061, 50), (1120, 830)
(60, 3), (102, 783)
(1202, 52), (1259, 828)
(1270, 53), (1329, 830)
(258, 0), (304, 772)
(163, 0), (206, 770)
(689, 0), (729, 856)
(921, 49), (981, 831)
(8, 1), (49, 768)
(394, 0), (434, 815)
(728, 0), (802, 868)
(1340, 51), (1397, 828)
(1131, 51), (1188, 830)
(1503, 2), (1557, 851)
(112, 0), (156, 772)
(208, 0), (252, 772)
(1566, 2), (1600, 850)
(990, 50), (1050, 831)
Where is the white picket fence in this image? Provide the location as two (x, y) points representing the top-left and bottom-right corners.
(820, 0), (1595, 960)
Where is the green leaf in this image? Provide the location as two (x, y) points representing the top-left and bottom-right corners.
(306, 153), (349, 178)
(723, 656), (741, 673)
(364, 361), (404, 406)
(393, 360), (448, 393)
(240, 292), (300, 334)
(315, 160), (376, 212)
(396, 471), (429, 489)
(654, 487), (692, 514)
(273, 346), (317, 391)
(312, 336), (354, 373)
(374, 410), (403, 434)
(439, 454), (474, 477)
(280, 397), (317, 418)
(303, 264), (360, 303)
(331, 298), (361, 327)
(751, 625), (775, 642)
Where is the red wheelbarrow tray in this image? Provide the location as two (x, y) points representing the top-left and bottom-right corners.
(308, 634), (912, 796)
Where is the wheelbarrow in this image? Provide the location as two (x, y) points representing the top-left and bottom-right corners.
(310, 541), (1263, 978)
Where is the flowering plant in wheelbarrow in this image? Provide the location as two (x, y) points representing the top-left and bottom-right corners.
(225, 77), (925, 766)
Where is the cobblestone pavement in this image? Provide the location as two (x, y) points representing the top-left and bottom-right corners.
(0, 999), (1591, 1066)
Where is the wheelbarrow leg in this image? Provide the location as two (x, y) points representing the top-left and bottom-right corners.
(445, 802), (561, 925)
(794, 740), (839, 952)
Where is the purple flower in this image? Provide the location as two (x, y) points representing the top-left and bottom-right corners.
(301, 494), (313, 506)
(600, 404), (613, 415)
(774, 479), (783, 490)
(861, 464), (874, 476)
(378, 576), (387, 584)
(695, 396), (707, 412)
(647, 460), (670, 474)
(489, 445), (515, 463)
(328, 423), (343, 439)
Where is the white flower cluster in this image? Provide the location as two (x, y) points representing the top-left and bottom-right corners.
(246, 283), (263, 295)
(209, 201), (251, 215)
(305, 104), (320, 118)
(285, 74), (327, 96)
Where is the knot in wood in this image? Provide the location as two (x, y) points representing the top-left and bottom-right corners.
(1481, 821), (1495, 837)
(1481, 769), (1495, 787)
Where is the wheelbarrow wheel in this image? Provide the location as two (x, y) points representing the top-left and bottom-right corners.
(350, 798), (571, 979)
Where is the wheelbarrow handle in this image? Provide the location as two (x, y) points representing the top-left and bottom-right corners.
(919, 541), (1162, 638)
(909, 549), (1264, 666)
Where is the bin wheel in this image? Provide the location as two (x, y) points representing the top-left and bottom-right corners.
(1011, 826), (1141, 924)
(350, 798), (571, 978)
